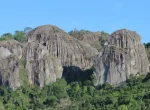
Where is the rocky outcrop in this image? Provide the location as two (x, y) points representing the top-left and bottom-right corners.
(69, 30), (110, 52)
(77, 32), (102, 51)
(0, 40), (22, 89)
(27, 25), (99, 70)
(0, 25), (99, 89)
(0, 25), (149, 89)
(94, 29), (149, 86)
(69, 30), (102, 51)
(0, 40), (22, 59)
(23, 42), (63, 87)
(0, 40), (63, 89)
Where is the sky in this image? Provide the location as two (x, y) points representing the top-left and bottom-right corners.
(0, 0), (150, 43)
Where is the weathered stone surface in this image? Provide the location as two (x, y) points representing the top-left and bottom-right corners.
(0, 39), (63, 89)
(94, 29), (149, 86)
(0, 40), (22, 89)
(69, 30), (102, 51)
(69, 30), (110, 52)
(27, 25), (99, 70)
(0, 56), (20, 90)
(0, 25), (149, 89)
(0, 40), (22, 59)
(0, 25), (98, 89)
(77, 32), (102, 51)
(23, 42), (63, 87)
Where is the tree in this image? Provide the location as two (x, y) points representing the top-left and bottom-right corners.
(118, 105), (128, 110)
(143, 72), (150, 82)
(44, 96), (58, 107)
(0, 101), (5, 110)
(24, 27), (32, 34)
(13, 30), (27, 42)
(0, 33), (13, 41)
(1, 33), (13, 38)
(100, 31), (109, 47)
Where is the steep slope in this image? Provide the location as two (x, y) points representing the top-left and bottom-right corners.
(27, 25), (99, 70)
(0, 40), (63, 89)
(69, 30), (109, 52)
(144, 43), (150, 62)
(94, 29), (149, 86)
(0, 40), (22, 89)
(23, 42), (63, 87)
(0, 25), (99, 89)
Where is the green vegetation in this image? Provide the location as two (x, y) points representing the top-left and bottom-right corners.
(0, 72), (150, 109)
(0, 27), (32, 42)
(19, 59), (28, 86)
(0, 33), (14, 41)
(68, 29), (92, 40)
(144, 42), (150, 61)
(99, 31), (109, 47)
(96, 31), (109, 52)
(13, 31), (27, 42)
(0, 28), (150, 109)
(68, 29), (109, 52)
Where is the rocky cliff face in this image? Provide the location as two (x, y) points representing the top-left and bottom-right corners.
(0, 25), (149, 89)
(81, 32), (101, 50)
(0, 25), (99, 89)
(0, 40), (63, 89)
(94, 29), (149, 86)
(27, 25), (99, 70)
(69, 30), (104, 52)
(23, 42), (63, 87)
(0, 40), (22, 89)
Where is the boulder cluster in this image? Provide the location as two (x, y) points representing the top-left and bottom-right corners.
(0, 25), (149, 89)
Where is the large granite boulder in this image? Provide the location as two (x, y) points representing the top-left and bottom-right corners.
(0, 40), (22, 89)
(27, 25), (99, 70)
(68, 30), (102, 51)
(23, 42), (63, 87)
(0, 39), (63, 89)
(94, 29), (149, 86)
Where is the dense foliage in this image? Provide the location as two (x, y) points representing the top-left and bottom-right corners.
(0, 73), (150, 110)
(0, 27), (32, 42)
(0, 29), (150, 109)
(68, 29), (93, 40)
(0, 33), (14, 41)
(100, 31), (109, 47)
(68, 29), (109, 52)
(144, 42), (150, 61)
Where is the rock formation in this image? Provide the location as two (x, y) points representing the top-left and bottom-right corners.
(23, 42), (63, 87)
(0, 25), (99, 89)
(0, 25), (149, 89)
(27, 25), (99, 70)
(81, 32), (102, 51)
(69, 30), (104, 51)
(94, 29), (149, 86)
(0, 40), (63, 89)
(0, 40), (22, 89)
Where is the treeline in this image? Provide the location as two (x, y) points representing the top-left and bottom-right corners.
(0, 73), (150, 110)
(0, 27), (32, 42)
(144, 42), (150, 61)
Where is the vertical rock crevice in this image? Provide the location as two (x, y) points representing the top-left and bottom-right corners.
(94, 29), (149, 86)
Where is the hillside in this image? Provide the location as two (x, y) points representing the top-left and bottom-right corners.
(0, 25), (149, 109)
(0, 72), (150, 109)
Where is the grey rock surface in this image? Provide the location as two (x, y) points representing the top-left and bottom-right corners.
(0, 39), (63, 89)
(27, 25), (99, 70)
(69, 30), (102, 51)
(0, 25), (149, 89)
(78, 32), (102, 51)
(23, 42), (63, 87)
(0, 40), (22, 89)
(94, 29), (149, 86)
